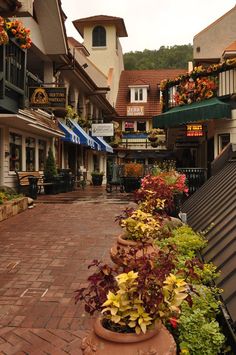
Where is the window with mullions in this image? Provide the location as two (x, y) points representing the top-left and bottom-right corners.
(26, 137), (36, 171)
(9, 132), (22, 171)
(92, 26), (106, 47)
(134, 88), (143, 101)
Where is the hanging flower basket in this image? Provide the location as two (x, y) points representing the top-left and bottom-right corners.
(0, 16), (32, 49)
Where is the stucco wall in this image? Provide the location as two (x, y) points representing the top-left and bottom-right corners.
(193, 7), (236, 60)
(82, 25), (124, 106)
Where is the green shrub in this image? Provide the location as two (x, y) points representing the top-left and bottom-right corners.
(177, 285), (225, 355)
(44, 147), (57, 180)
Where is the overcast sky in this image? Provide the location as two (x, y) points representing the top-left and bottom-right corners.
(61, 0), (236, 53)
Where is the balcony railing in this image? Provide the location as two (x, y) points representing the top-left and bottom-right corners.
(161, 59), (236, 112)
(0, 38), (26, 112)
(120, 137), (166, 150)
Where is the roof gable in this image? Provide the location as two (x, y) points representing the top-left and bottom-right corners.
(73, 15), (128, 38)
(115, 69), (186, 118)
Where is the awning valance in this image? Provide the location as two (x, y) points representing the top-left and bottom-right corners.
(58, 120), (80, 144)
(67, 118), (100, 150)
(153, 97), (231, 128)
(92, 136), (113, 153)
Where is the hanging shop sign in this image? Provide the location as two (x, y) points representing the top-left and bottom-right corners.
(127, 106), (144, 116)
(91, 123), (114, 137)
(186, 124), (204, 137)
(29, 87), (66, 109)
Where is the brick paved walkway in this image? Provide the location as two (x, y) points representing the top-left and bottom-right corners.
(0, 187), (133, 354)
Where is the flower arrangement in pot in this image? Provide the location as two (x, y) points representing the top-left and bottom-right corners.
(111, 207), (164, 265)
(75, 249), (190, 355)
(122, 163), (143, 193)
(134, 170), (188, 217)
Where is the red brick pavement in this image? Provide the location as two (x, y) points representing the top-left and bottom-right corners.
(0, 187), (134, 354)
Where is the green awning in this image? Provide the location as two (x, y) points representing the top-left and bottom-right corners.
(153, 97), (231, 128)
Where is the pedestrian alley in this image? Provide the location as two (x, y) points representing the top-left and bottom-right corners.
(0, 187), (133, 354)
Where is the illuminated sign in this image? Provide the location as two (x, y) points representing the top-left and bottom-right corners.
(127, 106), (144, 116)
(186, 124), (203, 137)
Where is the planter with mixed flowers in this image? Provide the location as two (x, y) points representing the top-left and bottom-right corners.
(76, 246), (191, 354)
(122, 163), (143, 193)
(110, 207), (163, 265)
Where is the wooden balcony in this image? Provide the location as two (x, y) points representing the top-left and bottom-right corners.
(0, 38), (26, 113)
(161, 59), (236, 113)
(120, 133), (166, 150)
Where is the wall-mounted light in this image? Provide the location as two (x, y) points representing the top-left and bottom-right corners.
(82, 63), (88, 69)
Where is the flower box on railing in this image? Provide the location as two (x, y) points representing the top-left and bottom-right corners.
(161, 58), (236, 112)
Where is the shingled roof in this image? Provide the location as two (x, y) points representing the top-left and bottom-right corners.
(181, 146), (236, 337)
(115, 69), (187, 118)
(73, 15), (128, 38)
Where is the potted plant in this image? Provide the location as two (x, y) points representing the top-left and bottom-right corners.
(135, 170), (188, 217)
(122, 163), (143, 193)
(43, 147), (58, 194)
(91, 171), (104, 186)
(111, 208), (162, 265)
(75, 250), (190, 355)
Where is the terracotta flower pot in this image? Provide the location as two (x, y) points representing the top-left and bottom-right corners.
(81, 318), (176, 354)
(110, 234), (158, 266)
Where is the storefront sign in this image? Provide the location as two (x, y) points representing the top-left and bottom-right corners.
(125, 121), (134, 128)
(91, 123), (114, 137)
(127, 106), (144, 116)
(186, 124), (203, 137)
(29, 87), (66, 109)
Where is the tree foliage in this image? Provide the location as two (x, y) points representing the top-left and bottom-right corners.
(124, 44), (193, 70)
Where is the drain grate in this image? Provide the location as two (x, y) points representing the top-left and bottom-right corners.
(20, 288), (48, 298)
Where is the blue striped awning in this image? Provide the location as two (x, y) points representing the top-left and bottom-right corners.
(67, 118), (100, 150)
(58, 120), (80, 144)
(92, 136), (113, 153)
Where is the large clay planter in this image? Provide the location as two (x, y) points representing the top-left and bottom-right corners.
(81, 318), (176, 354)
(110, 234), (158, 266)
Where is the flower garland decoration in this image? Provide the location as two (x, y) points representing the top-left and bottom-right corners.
(0, 16), (32, 49)
(160, 58), (236, 110)
(174, 76), (218, 106)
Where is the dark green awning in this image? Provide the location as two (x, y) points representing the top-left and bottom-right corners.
(153, 97), (231, 128)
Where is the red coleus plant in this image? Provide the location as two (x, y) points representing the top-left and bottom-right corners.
(134, 171), (188, 215)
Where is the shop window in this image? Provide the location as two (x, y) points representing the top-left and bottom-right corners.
(9, 133), (22, 171)
(218, 133), (230, 153)
(26, 137), (35, 171)
(137, 121), (146, 132)
(125, 121), (134, 132)
(38, 139), (46, 171)
(92, 26), (106, 47)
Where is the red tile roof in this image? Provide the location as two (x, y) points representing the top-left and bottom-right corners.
(115, 69), (187, 118)
(73, 15), (128, 38)
(224, 40), (236, 52)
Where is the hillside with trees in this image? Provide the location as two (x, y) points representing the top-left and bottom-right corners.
(124, 44), (193, 70)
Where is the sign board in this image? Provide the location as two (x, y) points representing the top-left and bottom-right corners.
(91, 123), (114, 137)
(29, 87), (66, 109)
(186, 124), (203, 137)
(127, 106), (144, 116)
